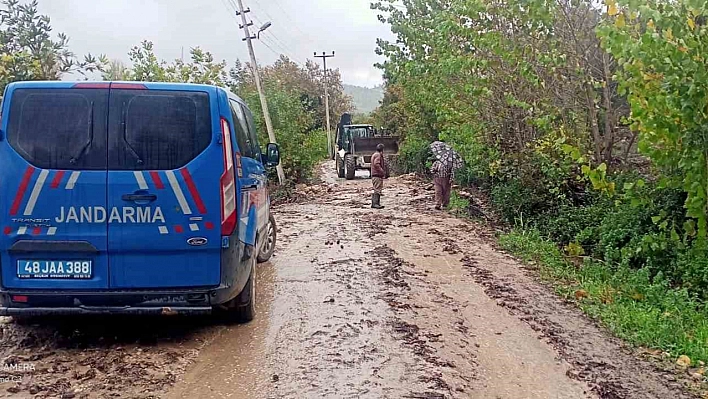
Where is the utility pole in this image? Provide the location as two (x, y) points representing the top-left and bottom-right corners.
(236, 0), (285, 184)
(314, 51), (335, 159)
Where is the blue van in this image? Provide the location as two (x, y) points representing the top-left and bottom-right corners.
(0, 81), (280, 322)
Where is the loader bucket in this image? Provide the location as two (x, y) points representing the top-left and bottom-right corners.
(353, 136), (400, 155)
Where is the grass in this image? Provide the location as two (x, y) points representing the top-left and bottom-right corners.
(499, 229), (708, 365)
(448, 191), (470, 216)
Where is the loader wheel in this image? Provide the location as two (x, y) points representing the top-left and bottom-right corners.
(336, 155), (345, 178)
(345, 154), (356, 180)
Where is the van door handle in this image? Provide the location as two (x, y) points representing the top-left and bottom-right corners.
(122, 194), (157, 202)
(241, 184), (258, 191)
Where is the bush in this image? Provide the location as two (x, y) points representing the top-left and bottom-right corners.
(398, 133), (432, 175)
(576, 186), (686, 272)
(537, 199), (611, 246)
(282, 129), (328, 182)
(491, 179), (548, 225)
(676, 244), (708, 299)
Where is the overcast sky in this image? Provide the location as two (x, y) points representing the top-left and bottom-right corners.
(36, 0), (393, 87)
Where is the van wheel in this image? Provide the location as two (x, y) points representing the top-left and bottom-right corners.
(345, 154), (356, 180)
(220, 258), (256, 323)
(257, 215), (277, 263)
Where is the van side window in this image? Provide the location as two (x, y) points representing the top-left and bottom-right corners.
(228, 99), (255, 159)
(240, 104), (261, 158)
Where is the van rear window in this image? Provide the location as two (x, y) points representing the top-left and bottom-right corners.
(6, 89), (109, 170)
(108, 90), (212, 170)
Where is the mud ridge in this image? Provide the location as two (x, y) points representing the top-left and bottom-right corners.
(373, 244), (467, 398)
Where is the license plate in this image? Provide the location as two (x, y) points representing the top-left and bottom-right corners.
(17, 260), (92, 279)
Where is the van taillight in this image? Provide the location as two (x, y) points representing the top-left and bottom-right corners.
(220, 118), (237, 236)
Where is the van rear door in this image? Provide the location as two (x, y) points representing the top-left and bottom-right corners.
(0, 84), (110, 290)
(105, 85), (222, 289)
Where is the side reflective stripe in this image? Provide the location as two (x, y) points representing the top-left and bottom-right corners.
(47, 227), (57, 236)
(165, 170), (192, 215)
(133, 171), (149, 190)
(66, 172), (81, 190)
(150, 172), (165, 189)
(10, 166), (34, 216)
(180, 168), (207, 214)
(158, 226), (168, 235)
(189, 223), (199, 232)
(17, 226), (27, 235)
(24, 169), (49, 216)
(50, 171), (66, 189)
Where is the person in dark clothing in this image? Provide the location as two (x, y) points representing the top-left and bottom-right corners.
(370, 143), (387, 209)
(432, 159), (453, 210)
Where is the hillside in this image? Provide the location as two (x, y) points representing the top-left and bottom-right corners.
(343, 84), (384, 114)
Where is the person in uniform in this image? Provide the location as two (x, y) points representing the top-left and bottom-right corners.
(370, 144), (387, 209)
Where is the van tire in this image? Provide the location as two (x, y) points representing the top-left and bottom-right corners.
(345, 154), (355, 180)
(220, 258), (256, 323)
(257, 214), (276, 263)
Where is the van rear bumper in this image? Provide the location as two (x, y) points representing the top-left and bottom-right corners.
(0, 287), (237, 316)
(0, 306), (212, 316)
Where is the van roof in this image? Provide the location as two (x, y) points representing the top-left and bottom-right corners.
(7, 80), (222, 90)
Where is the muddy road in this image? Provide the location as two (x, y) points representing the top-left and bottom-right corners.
(0, 162), (701, 399)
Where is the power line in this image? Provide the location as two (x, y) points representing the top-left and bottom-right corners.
(219, 0), (302, 65)
(258, 39), (283, 58)
(270, 0), (319, 46)
(249, 0), (315, 58)
(218, 0), (307, 66)
(249, 12), (306, 64)
(250, 14), (299, 58)
(226, 0), (240, 13)
(248, 0), (277, 25)
(220, 0), (240, 22)
(260, 33), (306, 65)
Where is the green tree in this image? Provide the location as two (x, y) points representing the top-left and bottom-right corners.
(238, 82), (325, 182)
(127, 40), (167, 82)
(102, 59), (132, 81)
(599, 0), (708, 236)
(234, 55), (353, 131)
(126, 41), (229, 86)
(165, 47), (228, 85)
